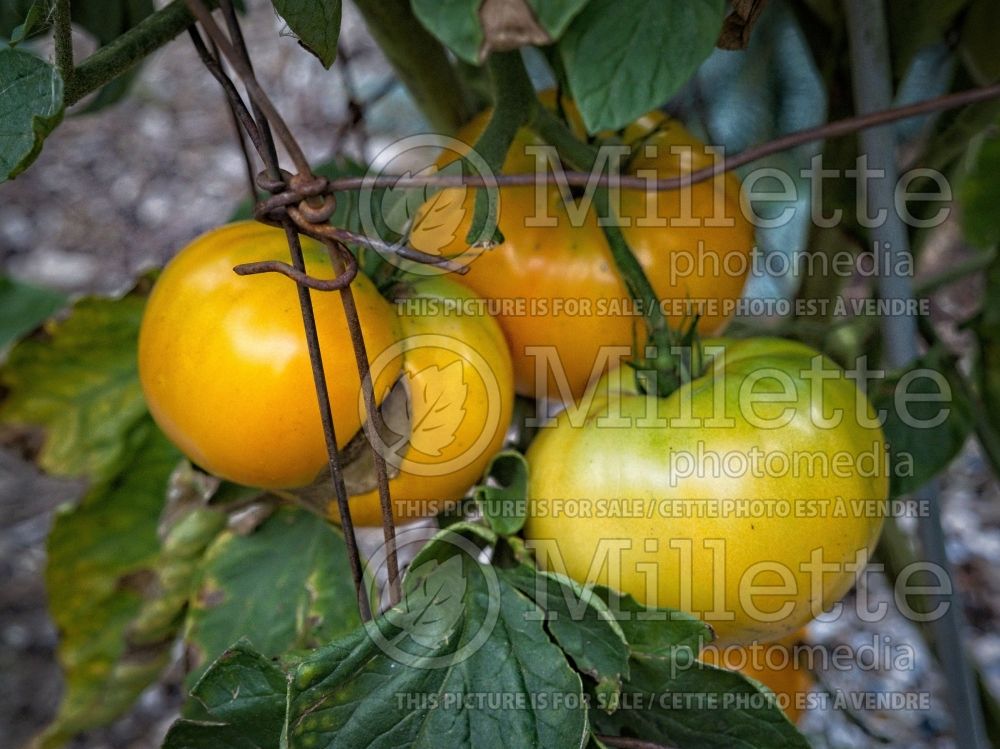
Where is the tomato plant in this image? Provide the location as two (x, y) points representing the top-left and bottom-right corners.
(2, 0), (999, 748)
(525, 338), (887, 644)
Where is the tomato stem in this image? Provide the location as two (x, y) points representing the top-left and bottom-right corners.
(352, 0), (472, 134)
(528, 104), (704, 397)
(66, 1), (204, 106)
(52, 0), (74, 89)
(464, 51), (539, 247)
(528, 106), (665, 332)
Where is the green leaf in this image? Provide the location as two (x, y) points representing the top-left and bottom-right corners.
(164, 641), (289, 749)
(405, 520), (498, 574)
(592, 655), (809, 748)
(0, 47), (64, 181)
(410, 0), (602, 64)
(888, 0), (969, 75)
(474, 449), (528, 535)
(271, 0), (342, 68)
(8, 0), (48, 44)
(70, 0), (154, 46)
(394, 553), (471, 653)
(36, 422), (181, 748)
(960, 0), (1000, 84)
(0, 276), (65, 352)
(183, 506), (362, 684)
(411, 0), (482, 64)
(502, 565), (629, 709)
(0, 294), (149, 482)
(528, 0), (590, 39)
(959, 123), (1000, 250)
(288, 551), (589, 748)
(872, 347), (973, 498)
(593, 586), (711, 659)
(558, 0), (726, 133)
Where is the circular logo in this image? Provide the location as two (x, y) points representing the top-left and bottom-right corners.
(362, 526), (500, 670)
(359, 134), (500, 275)
(363, 332), (505, 478)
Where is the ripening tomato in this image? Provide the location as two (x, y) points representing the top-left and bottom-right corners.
(523, 338), (887, 644)
(331, 273), (515, 526)
(139, 221), (402, 489)
(700, 630), (812, 723)
(410, 100), (754, 402)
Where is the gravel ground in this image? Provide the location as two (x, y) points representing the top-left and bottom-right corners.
(0, 0), (417, 297)
(1, 3), (999, 748)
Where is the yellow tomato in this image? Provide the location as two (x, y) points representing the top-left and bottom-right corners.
(333, 274), (515, 527)
(524, 338), (887, 644)
(139, 221), (401, 489)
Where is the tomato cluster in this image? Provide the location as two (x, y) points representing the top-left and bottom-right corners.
(139, 222), (514, 525)
(139, 100), (886, 669)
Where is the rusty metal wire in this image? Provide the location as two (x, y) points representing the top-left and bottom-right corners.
(327, 239), (401, 607)
(189, 28), (260, 203)
(186, 0), (312, 177)
(313, 80), (1000, 194)
(233, 252), (359, 291)
(185, 0), (414, 617)
(286, 204), (470, 273)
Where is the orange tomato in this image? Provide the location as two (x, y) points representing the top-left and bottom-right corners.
(411, 99), (754, 401)
(700, 630), (812, 723)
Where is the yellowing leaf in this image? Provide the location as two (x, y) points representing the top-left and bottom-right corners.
(0, 294), (148, 482)
(406, 359), (467, 457)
